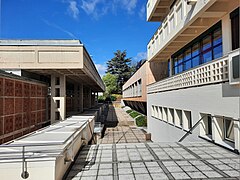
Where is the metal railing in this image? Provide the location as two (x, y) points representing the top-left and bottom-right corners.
(178, 115), (238, 142)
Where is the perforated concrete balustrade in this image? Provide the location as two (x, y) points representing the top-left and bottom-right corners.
(148, 55), (229, 94)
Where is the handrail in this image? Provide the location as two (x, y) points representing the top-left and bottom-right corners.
(178, 115), (209, 142)
(179, 115), (239, 142)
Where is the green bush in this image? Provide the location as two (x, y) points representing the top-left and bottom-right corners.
(98, 95), (105, 103)
(129, 111), (140, 118)
(110, 95), (117, 101)
(126, 110), (132, 114)
(136, 115), (147, 127)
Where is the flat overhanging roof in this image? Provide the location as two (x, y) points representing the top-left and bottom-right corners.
(0, 39), (82, 46)
(0, 40), (105, 91)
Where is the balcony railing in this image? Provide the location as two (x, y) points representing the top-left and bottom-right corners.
(148, 55), (229, 94)
(147, 0), (216, 61)
(146, 0), (158, 21)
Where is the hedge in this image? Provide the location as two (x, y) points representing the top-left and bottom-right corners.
(136, 115), (147, 127)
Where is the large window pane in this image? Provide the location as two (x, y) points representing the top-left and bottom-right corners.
(178, 55), (183, 73)
(174, 66), (178, 74)
(203, 51), (212, 63)
(185, 60), (192, 70)
(185, 48), (191, 60)
(213, 28), (222, 46)
(192, 56), (200, 67)
(231, 7), (239, 50)
(202, 35), (212, 51)
(213, 45), (222, 59)
(192, 43), (200, 57)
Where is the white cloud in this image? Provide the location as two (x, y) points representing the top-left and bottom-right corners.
(95, 63), (107, 77)
(123, 0), (137, 14)
(68, 1), (79, 19)
(81, 0), (101, 15)
(80, 0), (138, 19)
(133, 52), (147, 62)
(138, 5), (145, 20)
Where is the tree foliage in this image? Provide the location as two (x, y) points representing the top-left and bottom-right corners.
(102, 73), (117, 96)
(106, 50), (132, 93)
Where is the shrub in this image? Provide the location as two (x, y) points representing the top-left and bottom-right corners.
(136, 115), (147, 127)
(98, 95), (105, 103)
(126, 110), (132, 114)
(129, 111), (140, 118)
(110, 95), (117, 101)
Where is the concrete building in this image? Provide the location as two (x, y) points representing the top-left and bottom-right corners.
(122, 60), (168, 114)
(146, 0), (240, 153)
(0, 40), (105, 143)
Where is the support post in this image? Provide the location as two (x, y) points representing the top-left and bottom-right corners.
(50, 74), (66, 123)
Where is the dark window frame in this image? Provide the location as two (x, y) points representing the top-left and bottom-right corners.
(172, 21), (222, 75)
(230, 7), (239, 50)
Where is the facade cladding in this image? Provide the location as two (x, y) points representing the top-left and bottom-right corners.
(0, 72), (48, 144)
(143, 1), (240, 153)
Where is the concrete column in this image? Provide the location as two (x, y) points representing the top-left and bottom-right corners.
(91, 91), (95, 107)
(74, 85), (78, 112)
(222, 14), (232, 55)
(169, 58), (173, 77)
(50, 74), (66, 123)
(212, 116), (224, 143)
(79, 84), (83, 113)
(83, 86), (91, 109)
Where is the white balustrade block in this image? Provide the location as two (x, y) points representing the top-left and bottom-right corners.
(148, 54), (230, 94)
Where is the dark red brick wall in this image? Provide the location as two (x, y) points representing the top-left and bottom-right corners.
(0, 76), (48, 144)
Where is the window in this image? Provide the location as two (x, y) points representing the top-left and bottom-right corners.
(192, 43), (201, 67)
(172, 22), (222, 75)
(202, 35), (212, 63)
(184, 48), (192, 70)
(167, 59), (171, 77)
(213, 28), (222, 59)
(224, 118), (234, 142)
(207, 116), (212, 135)
(230, 7), (239, 50)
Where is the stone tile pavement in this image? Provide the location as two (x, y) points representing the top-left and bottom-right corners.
(64, 104), (240, 180)
(65, 142), (240, 180)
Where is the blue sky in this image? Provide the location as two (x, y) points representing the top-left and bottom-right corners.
(0, 0), (159, 76)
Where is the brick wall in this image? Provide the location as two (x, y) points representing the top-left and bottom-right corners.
(0, 74), (49, 144)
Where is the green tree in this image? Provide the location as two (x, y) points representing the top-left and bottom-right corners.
(106, 50), (132, 93)
(102, 73), (117, 96)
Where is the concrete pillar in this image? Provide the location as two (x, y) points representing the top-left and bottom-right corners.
(169, 58), (173, 77)
(74, 85), (78, 112)
(50, 74), (66, 123)
(79, 84), (83, 113)
(83, 86), (91, 109)
(222, 14), (232, 55)
(212, 116), (224, 143)
(91, 91), (95, 107)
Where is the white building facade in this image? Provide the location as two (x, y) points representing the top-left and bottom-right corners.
(146, 0), (240, 153)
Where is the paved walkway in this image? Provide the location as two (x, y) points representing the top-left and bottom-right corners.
(66, 142), (240, 180)
(65, 104), (240, 180)
(101, 105), (146, 144)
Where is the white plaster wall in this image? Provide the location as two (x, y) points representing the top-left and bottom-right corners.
(147, 83), (240, 145)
